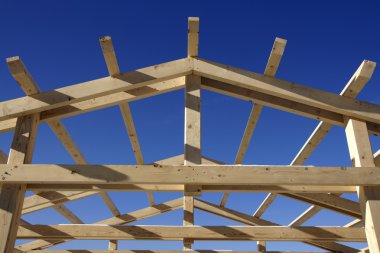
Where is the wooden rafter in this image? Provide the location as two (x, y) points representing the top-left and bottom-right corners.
(99, 35), (154, 206)
(220, 37), (287, 207)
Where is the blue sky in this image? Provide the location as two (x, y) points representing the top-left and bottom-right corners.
(1, 0), (379, 251)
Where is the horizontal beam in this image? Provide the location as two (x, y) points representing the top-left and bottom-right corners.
(0, 58), (191, 122)
(25, 184), (356, 193)
(1, 164), (380, 186)
(17, 225), (366, 241)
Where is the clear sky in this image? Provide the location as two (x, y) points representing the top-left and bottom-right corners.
(1, 0), (379, 251)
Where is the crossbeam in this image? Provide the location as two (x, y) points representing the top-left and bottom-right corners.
(16, 225), (366, 241)
(1, 165), (379, 186)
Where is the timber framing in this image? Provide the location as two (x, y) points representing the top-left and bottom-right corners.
(0, 17), (378, 253)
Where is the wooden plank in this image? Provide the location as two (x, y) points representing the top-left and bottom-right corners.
(16, 225), (366, 241)
(252, 193), (277, 218)
(194, 199), (359, 253)
(0, 58), (192, 122)
(20, 155), (216, 215)
(53, 204), (84, 224)
(1, 164), (380, 186)
(345, 119), (380, 253)
(257, 241), (266, 253)
(202, 77), (380, 136)
(100, 36), (154, 206)
(194, 58), (380, 126)
(0, 77), (186, 134)
(16, 198), (183, 251)
(188, 17), (199, 57)
(26, 184), (356, 193)
(184, 74), (201, 249)
(0, 113), (39, 253)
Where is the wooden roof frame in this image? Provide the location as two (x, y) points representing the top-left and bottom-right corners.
(0, 17), (379, 253)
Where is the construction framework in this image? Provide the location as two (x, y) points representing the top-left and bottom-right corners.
(0, 17), (379, 253)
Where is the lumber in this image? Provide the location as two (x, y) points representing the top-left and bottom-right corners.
(184, 74), (201, 248)
(0, 149), (7, 163)
(16, 198), (183, 251)
(0, 113), (39, 253)
(220, 37), (287, 207)
(345, 118), (380, 253)
(20, 155), (216, 215)
(16, 225), (366, 241)
(188, 17), (199, 57)
(195, 58), (380, 126)
(53, 204), (84, 224)
(1, 164), (380, 186)
(0, 58), (192, 122)
(100, 35), (154, 206)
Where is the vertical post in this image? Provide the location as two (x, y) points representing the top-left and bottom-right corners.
(108, 240), (118, 250)
(345, 118), (380, 253)
(257, 240), (266, 252)
(0, 113), (39, 253)
(184, 74), (201, 250)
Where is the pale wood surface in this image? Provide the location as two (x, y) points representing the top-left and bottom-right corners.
(17, 225), (366, 241)
(0, 114), (39, 253)
(1, 164), (380, 186)
(345, 119), (380, 253)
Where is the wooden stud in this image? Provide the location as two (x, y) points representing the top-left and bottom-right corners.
(184, 74), (201, 249)
(0, 113), (39, 253)
(108, 240), (118, 250)
(345, 118), (380, 253)
(257, 241), (266, 252)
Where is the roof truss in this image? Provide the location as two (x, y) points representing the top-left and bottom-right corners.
(0, 17), (379, 253)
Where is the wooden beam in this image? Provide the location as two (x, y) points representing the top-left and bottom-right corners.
(220, 37), (287, 207)
(99, 35), (154, 207)
(20, 155), (215, 215)
(345, 119), (380, 253)
(0, 114), (39, 253)
(16, 198), (183, 251)
(26, 184), (356, 193)
(0, 77), (186, 134)
(257, 241), (266, 253)
(0, 58), (192, 122)
(1, 164), (380, 186)
(16, 225), (366, 241)
(194, 199), (359, 253)
(184, 74), (201, 249)
(108, 240), (118, 250)
(195, 58), (380, 126)
(53, 204), (84, 224)
(188, 17), (199, 57)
